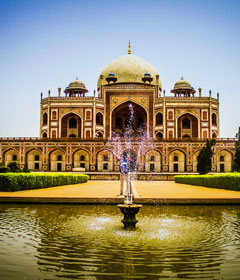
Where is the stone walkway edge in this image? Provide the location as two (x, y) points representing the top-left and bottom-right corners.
(1, 197), (240, 204)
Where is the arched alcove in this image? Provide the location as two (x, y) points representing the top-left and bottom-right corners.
(96, 112), (103, 125)
(217, 150), (232, 172)
(177, 113), (198, 138)
(61, 113), (81, 138)
(111, 101), (147, 136)
(145, 150), (161, 172)
(97, 150), (113, 171)
(73, 149), (90, 171)
(26, 149), (42, 171)
(49, 149), (66, 171)
(156, 112), (163, 126)
(169, 150), (186, 172)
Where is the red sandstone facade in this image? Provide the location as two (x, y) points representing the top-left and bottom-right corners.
(0, 50), (235, 173)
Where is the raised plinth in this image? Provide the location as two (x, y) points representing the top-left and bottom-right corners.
(117, 204), (142, 229)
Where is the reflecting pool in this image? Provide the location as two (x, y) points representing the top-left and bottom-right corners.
(0, 204), (240, 279)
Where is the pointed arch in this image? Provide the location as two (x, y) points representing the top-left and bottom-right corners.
(72, 149), (90, 171)
(212, 132), (217, 139)
(111, 101), (148, 136)
(216, 149), (233, 172)
(43, 112), (48, 125)
(156, 112), (163, 126)
(42, 132), (47, 138)
(169, 149), (186, 172)
(26, 148), (43, 170)
(145, 149), (161, 172)
(60, 112), (82, 138)
(177, 112), (199, 138)
(97, 149), (114, 171)
(156, 131), (163, 140)
(3, 148), (19, 167)
(212, 113), (217, 126)
(96, 112), (103, 125)
(49, 148), (66, 171)
(96, 131), (104, 138)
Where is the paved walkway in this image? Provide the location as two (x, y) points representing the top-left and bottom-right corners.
(1, 180), (240, 203)
(134, 181), (240, 199)
(0, 181), (120, 198)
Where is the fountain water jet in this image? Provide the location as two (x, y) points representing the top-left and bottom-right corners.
(107, 103), (155, 229)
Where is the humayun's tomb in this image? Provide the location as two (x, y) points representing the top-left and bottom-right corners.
(0, 44), (235, 178)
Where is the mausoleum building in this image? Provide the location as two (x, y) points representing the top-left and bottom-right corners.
(0, 44), (235, 176)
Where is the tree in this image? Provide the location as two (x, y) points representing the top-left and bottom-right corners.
(233, 127), (240, 172)
(197, 139), (216, 174)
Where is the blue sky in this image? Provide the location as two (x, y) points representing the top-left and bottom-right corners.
(0, 0), (239, 137)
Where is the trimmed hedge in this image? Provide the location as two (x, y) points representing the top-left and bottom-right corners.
(175, 173), (240, 191)
(0, 173), (89, 192)
(0, 166), (8, 173)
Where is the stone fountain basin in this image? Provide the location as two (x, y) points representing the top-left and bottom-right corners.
(117, 204), (142, 229)
(118, 204), (142, 211)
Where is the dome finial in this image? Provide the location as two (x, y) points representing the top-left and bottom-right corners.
(128, 40), (131, 55)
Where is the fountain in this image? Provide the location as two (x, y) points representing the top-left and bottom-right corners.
(118, 158), (142, 229)
(107, 103), (155, 229)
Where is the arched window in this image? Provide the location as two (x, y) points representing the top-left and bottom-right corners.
(96, 112), (103, 125)
(156, 112), (163, 125)
(203, 111), (207, 121)
(80, 155), (85, 161)
(156, 132), (163, 139)
(69, 117), (77, 128)
(212, 132), (217, 139)
(86, 111), (91, 120)
(57, 155), (62, 161)
(35, 155), (40, 161)
(168, 111), (173, 120)
(212, 113), (217, 126)
(182, 118), (191, 129)
(174, 155), (178, 161)
(42, 132), (47, 138)
(150, 156), (155, 161)
(12, 155), (17, 161)
(96, 131), (103, 138)
(43, 113), (48, 125)
(183, 134), (190, 138)
(52, 130), (56, 138)
(52, 111), (57, 120)
(69, 134), (76, 138)
(220, 155), (224, 162)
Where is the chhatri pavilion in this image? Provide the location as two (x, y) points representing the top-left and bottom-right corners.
(0, 43), (235, 178)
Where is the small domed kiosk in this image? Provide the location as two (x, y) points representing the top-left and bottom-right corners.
(171, 77), (196, 97)
(64, 77), (88, 97)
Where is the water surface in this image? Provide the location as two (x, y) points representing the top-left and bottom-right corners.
(0, 204), (240, 279)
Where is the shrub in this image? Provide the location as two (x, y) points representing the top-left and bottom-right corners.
(21, 167), (30, 173)
(0, 173), (89, 192)
(7, 162), (20, 172)
(175, 173), (240, 191)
